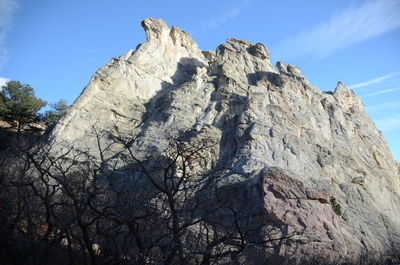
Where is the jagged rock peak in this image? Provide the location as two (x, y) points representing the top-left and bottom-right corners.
(141, 18), (169, 41)
(141, 17), (169, 41)
(333, 81), (364, 112)
(276, 61), (313, 87)
(139, 18), (204, 61)
(140, 17), (201, 48)
(218, 38), (270, 60)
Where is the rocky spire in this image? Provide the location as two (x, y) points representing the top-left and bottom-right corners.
(141, 18), (169, 41)
(333, 81), (364, 112)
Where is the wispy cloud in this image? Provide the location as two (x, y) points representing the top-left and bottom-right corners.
(275, 0), (400, 59)
(0, 77), (10, 87)
(89, 57), (99, 63)
(360, 88), (399, 98)
(366, 101), (400, 113)
(349, 72), (400, 89)
(199, 0), (250, 31)
(375, 114), (400, 131)
(88, 50), (101, 63)
(0, 0), (19, 69)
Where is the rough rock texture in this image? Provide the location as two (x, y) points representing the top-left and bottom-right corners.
(51, 18), (400, 259)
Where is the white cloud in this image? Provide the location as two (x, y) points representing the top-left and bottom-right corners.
(0, 77), (10, 87)
(375, 114), (400, 131)
(275, 0), (400, 59)
(199, 0), (250, 31)
(0, 0), (19, 69)
(350, 71), (400, 97)
(366, 101), (400, 113)
(349, 72), (399, 89)
(360, 88), (399, 98)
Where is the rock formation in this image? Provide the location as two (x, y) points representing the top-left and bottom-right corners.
(51, 18), (400, 260)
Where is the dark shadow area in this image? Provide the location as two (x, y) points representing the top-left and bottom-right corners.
(0, 126), (11, 152)
(137, 57), (205, 137)
(247, 71), (286, 87)
(213, 93), (248, 172)
(2, 99), (400, 265)
(0, 124), (44, 152)
(171, 57), (205, 86)
(246, 44), (268, 60)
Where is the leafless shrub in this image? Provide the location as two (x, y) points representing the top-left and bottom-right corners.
(1, 129), (397, 265)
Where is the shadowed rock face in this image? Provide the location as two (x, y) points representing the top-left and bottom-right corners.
(51, 18), (400, 259)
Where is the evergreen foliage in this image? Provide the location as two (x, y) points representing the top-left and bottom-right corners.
(330, 196), (342, 216)
(0, 80), (46, 132)
(44, 99), (69, 124)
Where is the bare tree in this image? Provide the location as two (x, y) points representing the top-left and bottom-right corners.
(0, 128), (299, 265)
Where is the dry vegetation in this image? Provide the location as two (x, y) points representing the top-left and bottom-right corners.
(0, 126), (399, 265)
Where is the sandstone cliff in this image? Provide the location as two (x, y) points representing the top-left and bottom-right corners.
(51, 18), (400, 260)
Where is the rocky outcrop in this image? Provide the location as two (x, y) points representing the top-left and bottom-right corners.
(51, 18), (400, 260)
(51, 18), (207, 151)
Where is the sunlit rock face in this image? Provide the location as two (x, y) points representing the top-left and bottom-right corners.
(51, 18), (400, 260)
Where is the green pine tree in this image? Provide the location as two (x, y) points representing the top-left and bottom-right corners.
(44, 99), (69, 125)
(0, 80), (47, 132)
(330, 196), (342, 216)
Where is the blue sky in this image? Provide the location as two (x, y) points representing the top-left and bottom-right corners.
(0, 0), (399, 160)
